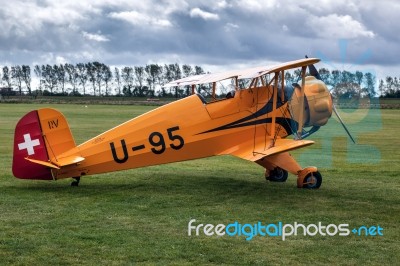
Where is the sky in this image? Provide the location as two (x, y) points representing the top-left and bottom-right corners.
(0, 0), (399, 81)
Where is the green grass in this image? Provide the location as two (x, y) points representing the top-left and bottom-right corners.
(1, 103), (399, 265)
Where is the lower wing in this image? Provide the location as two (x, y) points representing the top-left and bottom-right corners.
(220, 138), (314, 162)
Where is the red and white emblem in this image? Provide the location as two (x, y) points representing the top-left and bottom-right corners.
(13, 110), (52, 180)
(18, 133), (40, 156)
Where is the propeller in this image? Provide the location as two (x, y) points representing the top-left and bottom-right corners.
(306, 56), (322, 80)
(305, 55), (356, 144)
(332, 104), (356, 144)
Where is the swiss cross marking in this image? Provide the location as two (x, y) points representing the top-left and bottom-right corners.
(18, 134), (40, 155)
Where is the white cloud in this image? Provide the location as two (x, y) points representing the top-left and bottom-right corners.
(55, 56), (68, 65)
(0, 0), (397, 76)
(216, 0), (230, 9)
(108, 11), (172, 27)
(82, 31), (110, 42)
(0, 1), (86, 37)
(190, 8), (220, 21)
(307, 14), (375, 39)
(282, 24), (289, 32)
(299, 0), (359, 16)
(235, 0), (278, 12)
(224, 23), (239, 32)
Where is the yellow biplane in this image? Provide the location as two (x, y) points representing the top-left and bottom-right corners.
(12, 57), (354, 188)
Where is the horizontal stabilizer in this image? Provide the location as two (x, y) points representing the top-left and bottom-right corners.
(25, 155), (85, 169)
(53, 156), (85, 167)
(25, 158), (60, 169)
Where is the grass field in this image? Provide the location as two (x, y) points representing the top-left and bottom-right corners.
(1, 103), (399, 265)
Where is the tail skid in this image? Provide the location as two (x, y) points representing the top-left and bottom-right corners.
(12, 108), (81, 180)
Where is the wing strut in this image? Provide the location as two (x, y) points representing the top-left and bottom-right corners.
(296, 66), (307, 138)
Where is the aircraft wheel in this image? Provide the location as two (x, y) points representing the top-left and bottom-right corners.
(266, 167), (288, 182)
(71, 177), (81, 187)
(302, 171), (322, 189)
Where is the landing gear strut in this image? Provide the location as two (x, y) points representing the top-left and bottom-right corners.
(71, 177), (81, 187)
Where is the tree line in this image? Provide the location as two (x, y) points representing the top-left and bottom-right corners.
(0, 63), (206, 98)
(0, 62), (398, 98)
(284, 68), (378, 99)
(378, 76), (400, 98)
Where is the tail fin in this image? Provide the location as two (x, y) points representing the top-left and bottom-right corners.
(12, 108), (77, 180)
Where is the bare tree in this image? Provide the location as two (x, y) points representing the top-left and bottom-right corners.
(76, 63), (88, 95)
(385, 76), (393, 96)
(55, 64), (66, 94)
(11, 66), (23, 94)
(167, 63), (181, 98)
(86, 62), (97, 95)
(114, 67), (122, 95)
(2, 66), (12, 88)
(194, 66), (205, 75)
(34, 65), (43, 93)
(21, 65), (31, 95)
(331, 70), (340, 97)
(182, 64), (193, 96)
(378, 79), (384, 97)
(92, 62), (104, 95)
(65, 64), (79, 95)
(355, 71), (363, 86)
(145, 64), (163, 97)
(364, 72), (376, 97)
(318, 68), (330, 84)
(102, 64), (112, 96)
(182, 64), (192, 77)
(121, 66), (134, 96)
(134, 66), (145, 96)
(42, 65), (58, 94)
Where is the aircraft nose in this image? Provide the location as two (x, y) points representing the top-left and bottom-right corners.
(305, 81), (332, 127)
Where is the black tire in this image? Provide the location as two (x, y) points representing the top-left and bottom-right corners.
(302, 171), (322, 189)
(71, 177), (81, 187)
(267, 167), (288, 182)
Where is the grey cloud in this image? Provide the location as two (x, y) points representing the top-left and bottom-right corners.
(0, 0), (398, 76)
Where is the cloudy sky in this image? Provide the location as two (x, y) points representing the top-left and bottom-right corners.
(0, 0), (399, 79)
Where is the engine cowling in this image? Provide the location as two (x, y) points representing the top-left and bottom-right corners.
(289, 76), (332, 128)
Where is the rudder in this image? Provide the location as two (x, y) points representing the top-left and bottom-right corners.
(12, 108), (76, 180)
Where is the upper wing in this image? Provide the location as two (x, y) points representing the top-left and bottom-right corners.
(163, 73), (208, 87)
(258, 58), (320, 76)
(164, 58), (320, 87)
